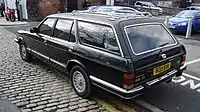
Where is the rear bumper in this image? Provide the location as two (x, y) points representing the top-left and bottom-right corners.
(180, 64), (187, 72)
(90, 64), (186, 99)
(176, 64), (187, 77)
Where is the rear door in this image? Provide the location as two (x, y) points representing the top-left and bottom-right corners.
(47, 18), (76, 67)
(67, 0), (77, 12)
(76, 21), (128, 87)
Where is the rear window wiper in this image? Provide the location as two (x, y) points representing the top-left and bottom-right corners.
(158, 42), (169, 47)
(156, 42), (169, 59)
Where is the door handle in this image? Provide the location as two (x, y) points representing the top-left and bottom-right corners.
(44, 38), (48, 46)
(44, 39), (47, 43)
(68, 47), (74, 52)
(69, 49), (72, 52)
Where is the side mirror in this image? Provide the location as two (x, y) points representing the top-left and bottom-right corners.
(30, 27), (39, 33)
(172, 15), (175, 17)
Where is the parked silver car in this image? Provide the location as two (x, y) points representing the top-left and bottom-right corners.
(81, 6), (152, 17)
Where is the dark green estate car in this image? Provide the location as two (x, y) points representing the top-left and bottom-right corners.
(14, 12), (187, 99)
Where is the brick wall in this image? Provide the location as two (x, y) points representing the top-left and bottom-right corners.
(38, 0), (61, 19)
(27, 0), (63, 21)
(88, 0), (100, 5)
(27, 0), (105, 21)
(193, 0), (200, 3)
(88, 0), (106, 5)
(27, 0), (39, 21)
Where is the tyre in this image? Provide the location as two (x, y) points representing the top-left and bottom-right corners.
(10, 15), (16, 22)
(70, 66), (91, 98)
(19, 43), (32, 62)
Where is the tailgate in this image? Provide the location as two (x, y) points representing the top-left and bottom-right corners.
(133, 45), (185, 86)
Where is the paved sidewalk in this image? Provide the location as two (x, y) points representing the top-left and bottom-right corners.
(0, 17), (27, 26)
(0, 27), (107, 112)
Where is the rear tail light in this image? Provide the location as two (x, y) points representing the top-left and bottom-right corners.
(123, 73), (134, 89)
(181, 54), (186, 65)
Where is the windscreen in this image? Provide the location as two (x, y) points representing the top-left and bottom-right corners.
(125, 24), (176, 55)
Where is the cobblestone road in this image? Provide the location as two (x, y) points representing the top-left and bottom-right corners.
(0, 27), (107, 112)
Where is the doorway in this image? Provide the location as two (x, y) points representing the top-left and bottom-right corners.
(67, 0), (77, 12)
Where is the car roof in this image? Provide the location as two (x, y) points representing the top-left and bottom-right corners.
(47, 12), (161, 26)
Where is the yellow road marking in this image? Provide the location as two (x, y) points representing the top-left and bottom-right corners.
(93, 97), (136, 112)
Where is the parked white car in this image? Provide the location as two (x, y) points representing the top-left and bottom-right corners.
(134, 1), (163, 15)
(82, 6), (152, 17)
(186, 6), (200, 10)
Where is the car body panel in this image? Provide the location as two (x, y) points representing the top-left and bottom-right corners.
(119, 20), (185, 86)
(16, 12), (187, 99)
(17, 30), (50, 61)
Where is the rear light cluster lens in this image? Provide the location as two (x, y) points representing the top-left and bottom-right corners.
(123, 73), (134, 89)
(181, 54), (186, 65)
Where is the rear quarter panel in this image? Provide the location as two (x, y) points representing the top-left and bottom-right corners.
(73, 44), (131, 88)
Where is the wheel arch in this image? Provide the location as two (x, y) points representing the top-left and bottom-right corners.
(66, 59), (87, 74)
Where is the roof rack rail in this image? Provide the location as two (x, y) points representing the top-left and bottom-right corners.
(73, 11), (145, 20)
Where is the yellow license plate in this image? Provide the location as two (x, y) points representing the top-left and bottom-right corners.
(153, 62), (171, 76)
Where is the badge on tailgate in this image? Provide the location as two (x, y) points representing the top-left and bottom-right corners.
(153, 62), (171, 76)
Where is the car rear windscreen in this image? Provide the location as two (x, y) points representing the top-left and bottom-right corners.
(125, 24), (176, 55)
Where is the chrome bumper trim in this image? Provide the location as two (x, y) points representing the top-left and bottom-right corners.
(90, 69), (177, 95)
(90, 76), (144, 94)
(92, 82), (142, 99)
(180, 64), (187, 71)
(31, 49), (49, 60)
(14, 38), (19, 43)
(146, 69), (177, 86)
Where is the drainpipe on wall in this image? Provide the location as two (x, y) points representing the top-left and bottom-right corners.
(4, 0), (7, 11)
(15, 0), (20, 21)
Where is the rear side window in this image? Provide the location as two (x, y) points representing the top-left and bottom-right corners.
(38, 18), (55, 36)
(125, 24), (176, 55)
(78, 21), (120, 53)
(53, 19), (75, 42)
